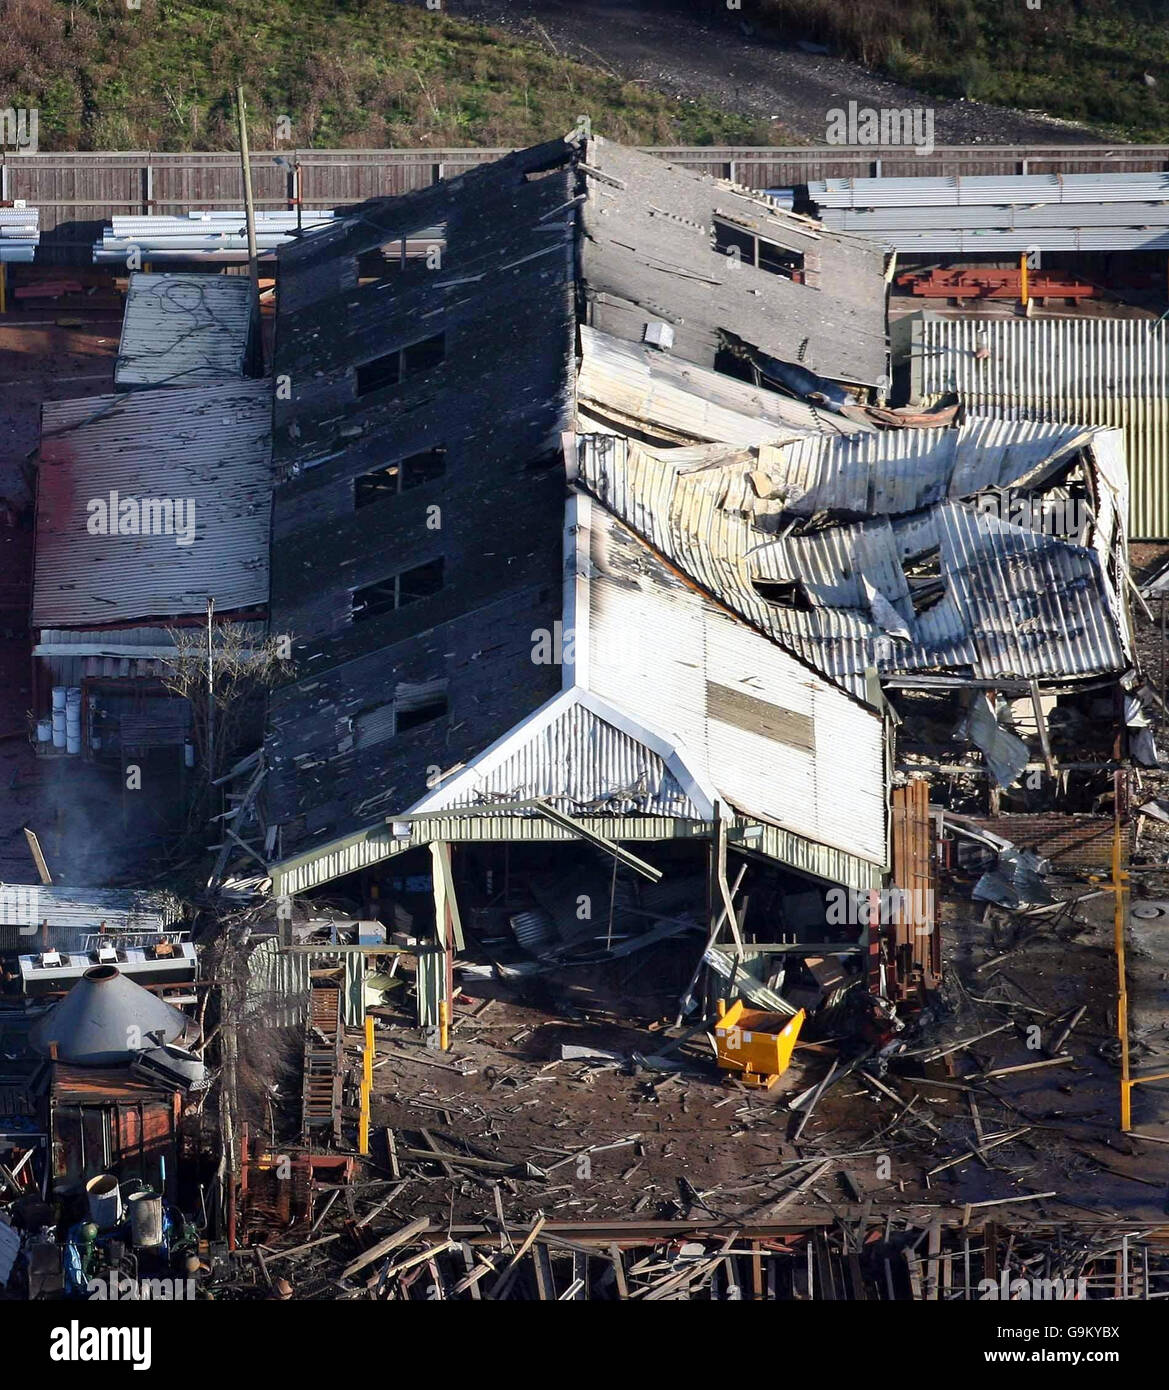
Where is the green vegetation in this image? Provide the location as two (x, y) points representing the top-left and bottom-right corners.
(760, 0), (1169, 139)
(0, 0), (783, 151)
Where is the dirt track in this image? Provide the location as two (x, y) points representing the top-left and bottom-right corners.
(443, 0), (1099, 146)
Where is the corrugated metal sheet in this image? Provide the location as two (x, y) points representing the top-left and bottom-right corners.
(574, 431), (1130, 690)
(577, 325), (868, 443)
(828, 227), (1169, 253)
(35, 380), (272, 625)
(93, 210), (336, 264)
(914, 316), (1169, 537)
(578, 499), (888, 867)
(246, 939), (365, 1029)
(33, 621), (266, 686)
(810, 172), (1169, 252)
(418, 692), (705, 819)
(116, 273), (256, 387)
(269, 810), (884, 897)
(0, 882), (179, 936)
(743, 415), (1104, 519)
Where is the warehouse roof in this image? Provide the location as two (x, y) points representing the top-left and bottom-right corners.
(34, 380), (272, 626)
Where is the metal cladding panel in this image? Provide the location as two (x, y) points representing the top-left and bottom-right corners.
(809, 172), (1169, 207)
(575, 429), (1128, 689)
(0, 882), (180, 935)
(94, 210), (336, 264)
(246, 938), (309, 1028)
(822, 225), (1169, 252)
(934, 503), (1126, 679)
(35, 380), (272, 625)
(585, 506), (887, 867)
(828, 202), (1169, 232)
(917, 316), (1167, 536)
(755, 416), (1091, 519)
(577, 326), (867, 443)
(116, 272), (255, 387)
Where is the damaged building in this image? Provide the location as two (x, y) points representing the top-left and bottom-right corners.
(249, 134), (926, 1036)
(248, 134), (1142, 1040)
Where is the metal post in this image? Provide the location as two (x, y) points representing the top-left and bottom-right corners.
(236, 86), (260, 292)
(206, 597), (215, 778)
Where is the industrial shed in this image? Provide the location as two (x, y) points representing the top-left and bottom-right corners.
(32, 379), (273, 759)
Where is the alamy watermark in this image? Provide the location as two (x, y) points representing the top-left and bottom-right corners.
(1, 883), (40, 931)
(826, 101), (934, 157)
(87, 492), (197, 547)
(826, 886), (934, 931)
(975, 488), (1089, 536)
(0, 107), (38, 153)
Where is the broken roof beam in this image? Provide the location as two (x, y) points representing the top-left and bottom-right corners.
(388, 797), (663, 883)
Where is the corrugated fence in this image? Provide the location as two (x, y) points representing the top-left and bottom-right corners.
(6, 144), (1169, 262)
(912, 315), (1169, 539)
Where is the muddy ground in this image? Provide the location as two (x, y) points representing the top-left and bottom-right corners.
(352, 888), (1169, 1234)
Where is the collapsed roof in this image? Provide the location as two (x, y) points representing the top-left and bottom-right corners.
(571, 416), (1132, 700)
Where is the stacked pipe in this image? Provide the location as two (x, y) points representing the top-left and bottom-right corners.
(0, 206), (40, 262)
(92, 210), (335, 264)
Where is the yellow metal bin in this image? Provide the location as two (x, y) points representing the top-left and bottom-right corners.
(714, 998), (805, 1089)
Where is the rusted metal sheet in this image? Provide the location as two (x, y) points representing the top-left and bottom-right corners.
(888, 779), (938, 1001)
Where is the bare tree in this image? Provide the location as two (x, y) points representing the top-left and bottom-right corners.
(160, 622), (294, 824)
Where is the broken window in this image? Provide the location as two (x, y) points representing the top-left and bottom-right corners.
(353, 681), (448, 749)
(394, 679), (449, 733)
(713, 218), (805, 278)
(355, 448), (446, 507)
(356, 229), (446, 281)
(352, 558), (444, 622)
(355, 333), (446, 397)
(752, 578), (811, 609)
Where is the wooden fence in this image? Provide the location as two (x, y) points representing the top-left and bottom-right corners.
(5, 144), (1169, 263)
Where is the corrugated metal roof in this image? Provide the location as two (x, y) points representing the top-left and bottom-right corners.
(577, 325), (869, 443)
(573, 429), (1130, 689)
(116, 272), (256, 387)
(737, 415), (1106, 519)
(268, 809), (883, 897)
(34, 380), (272, 626)
(0, 882), (180, 933)
(913, 315), (1169, 537)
